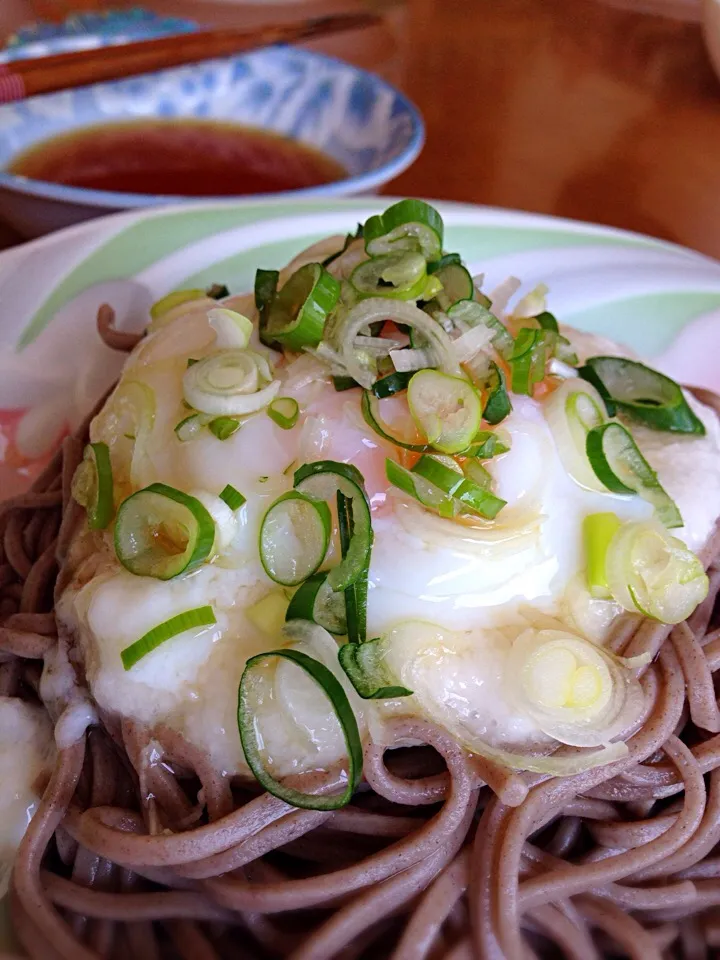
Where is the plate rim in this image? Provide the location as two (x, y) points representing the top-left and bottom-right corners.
(2, 194), (718, 274)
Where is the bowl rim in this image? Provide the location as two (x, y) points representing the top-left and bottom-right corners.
(0, 46), (424, 209)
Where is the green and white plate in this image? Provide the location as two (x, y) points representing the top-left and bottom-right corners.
(2, 195), (720, 492)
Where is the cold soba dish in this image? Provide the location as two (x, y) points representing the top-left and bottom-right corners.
(4, 201), (720, 959)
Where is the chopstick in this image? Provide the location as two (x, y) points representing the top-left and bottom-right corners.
(0, 11), (380, 105)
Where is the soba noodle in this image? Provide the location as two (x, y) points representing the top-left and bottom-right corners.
(2, 309), (720, 960)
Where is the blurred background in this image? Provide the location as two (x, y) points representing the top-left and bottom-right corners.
(3, 0), (720, 257)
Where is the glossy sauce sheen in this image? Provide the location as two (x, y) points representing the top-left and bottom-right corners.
(9, 120), (346, 196)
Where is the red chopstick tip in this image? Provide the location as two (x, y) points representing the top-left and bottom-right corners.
(0, 66), (25, 104)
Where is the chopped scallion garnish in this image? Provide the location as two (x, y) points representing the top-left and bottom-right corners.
(268, 397), (300, 430)
(259, 492), (331, 586)
(121, 606), (216, 670)
(579, 357), (705, 435)
(71, 442), (114, 531)
(114, 483), (215, 579)
(338, 638), (412, 699)
(209, 416), (240, 440)
(219, 484), (246, 511)
(238, 648), (362, 810)
(264, 263), (340, 350)
(586, 422), (682, 528)
(294, 461), (373, 592)
(363, 199), (444, 261)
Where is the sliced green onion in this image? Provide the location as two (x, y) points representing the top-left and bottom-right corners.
(265, 263), (340, 350)
(338, 638), (412, 699)
(544, 378), (607, 491)
(98, 380), (156, 488)
(115, 483), (216, 579)
(534, 311), (559, 332)
(408, 369), (482, 455)
(361, 390), (428, 452)
(255, 268), (280, 347)
(579, 357), (705, 435)
(447, 299), (515, 361)
(605, 520), (708, 623)
(371, 371), (413, 399)
(583, 512), (622, 599)
(482, 361), (512, 425)
(351, 253), (431, 301)
(238, 648), (363, 810)
(336, 491), (369, 644)
(325, 298), (462, 390)
(510, 328), (550, 395)
(433, 263), (474, 311)
(333, 376), (359, 392)
(209, 416), (240, 441)
(268, 397), (300, 430)
(208, 308), (253, 350)
(121, 606), (216, 671)
(412, 455), (506, 519)
(219, 484), (246, 511)
(71, 442), (114, 530)
(464, 429), (510, 459)
(586, 423), (682, 527)
(428, 252), (462, 274)
(174, 413), (207, 443)
(364, 199), (444, 261)
(259, 492), (331, 587)
(461, 459), (493, 490)
(206, 283), (229, 300)
(285, 571), (347, 634)
(294, 461), (372, 592)
(183, 350), (279, 416)
(150, 289), (205, 323)
(386, 458), (457, 519)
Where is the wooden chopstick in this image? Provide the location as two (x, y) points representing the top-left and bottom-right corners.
(0, 11), (380, 104)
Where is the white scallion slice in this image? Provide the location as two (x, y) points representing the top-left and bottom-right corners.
(183, 350), (280, 417)
(407, 369), (482, 455)
(149, 289), (206, 328)
(208, 308), (253, 349)
(605, 520), (708, 624)
(507, 629), (645, 748)
(259, 492), (331, 586)
(544, 378), (607, 491)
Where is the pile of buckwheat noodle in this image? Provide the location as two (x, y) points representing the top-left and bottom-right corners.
(3, 305), (720, 960)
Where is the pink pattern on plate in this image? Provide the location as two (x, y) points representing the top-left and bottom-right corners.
(0, 408), (63, 499)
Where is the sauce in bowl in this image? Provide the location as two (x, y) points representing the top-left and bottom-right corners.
(8, 119), (346, 196)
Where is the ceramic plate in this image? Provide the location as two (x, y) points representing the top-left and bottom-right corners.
(2, 197), (720, 948)
(3, 196), (720, 495)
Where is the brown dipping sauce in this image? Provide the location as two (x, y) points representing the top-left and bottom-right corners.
(9, 119), (346, 196)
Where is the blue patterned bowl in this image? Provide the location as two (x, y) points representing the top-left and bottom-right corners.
(0, 17), (423, 237)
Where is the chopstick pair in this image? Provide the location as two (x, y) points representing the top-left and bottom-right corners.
(0, 11), (379, 105)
